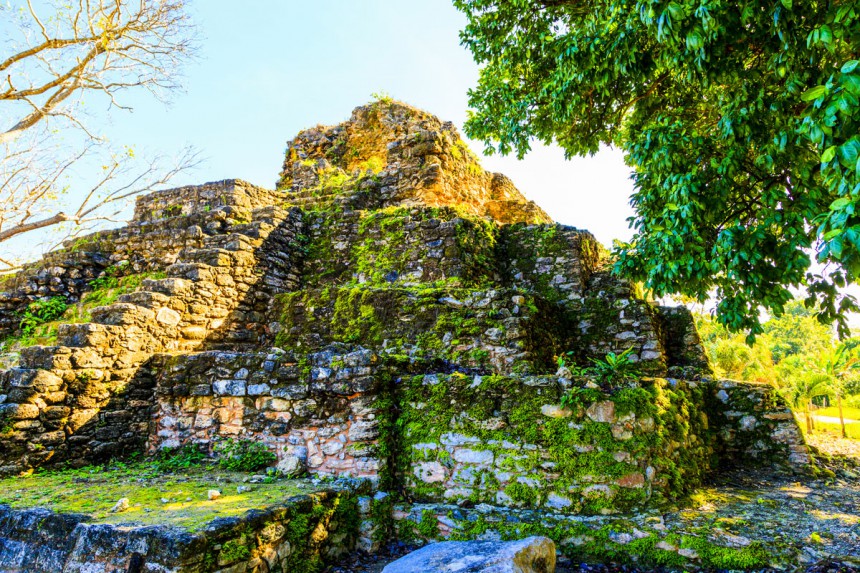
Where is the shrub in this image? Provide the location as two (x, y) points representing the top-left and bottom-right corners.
(215, 439), (276, 472)
(88, 261), (130, 290)
(19, 297), (68, 335)
(152, 443), (208, 472)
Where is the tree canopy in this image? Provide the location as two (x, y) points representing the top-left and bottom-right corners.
(454, 0), (860, 337)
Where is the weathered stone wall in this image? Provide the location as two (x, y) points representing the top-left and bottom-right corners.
(573, 271), (667, 375)
(0, 102), (817, 571)
(0, 180), (281, 337)
(149, 346), (385, 481)
(705, 378), (810, 468)
(0, 185), (305, 474)
(499, 223), (605, 304)
(398, 374), (714, 514)
(297, 207), (499, 288)
(133, 179), (282, 223)
(273, 287), (570, 374)
(655, 305), (713, 378)
(0, 482), (366, 573)
(276, 101), (551, 225)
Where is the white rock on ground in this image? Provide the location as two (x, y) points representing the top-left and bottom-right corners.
(110, 498), (130, 513)
(381, 536), (556, 573)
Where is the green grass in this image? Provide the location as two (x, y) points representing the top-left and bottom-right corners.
(816, 406), (860, 420)
(811, 420), (860, 439)
(808, 406), (860, 439)
(0, 461), (316, 532)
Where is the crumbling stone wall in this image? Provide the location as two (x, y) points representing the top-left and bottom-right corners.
(273, 287), (570, 374)
(399, 374), (713, 513)
(0, 180), (277, 337)
(0, 100), (809, 496)
(277, 102), (551, 225)
(499, 223), (605, 303)
(705, 379), (810, 467)
(655, 305), (713, 377)
(150, 346), (384, 481)
(296, 207), (499, 288)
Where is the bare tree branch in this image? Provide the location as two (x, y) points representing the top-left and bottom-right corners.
(0, 0), (198, 270)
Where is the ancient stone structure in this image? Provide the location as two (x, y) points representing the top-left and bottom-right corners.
(0, 101), (810, 572)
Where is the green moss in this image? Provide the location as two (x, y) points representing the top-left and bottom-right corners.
(0, 462), (315, 532)
(219, 537), (251, 564)
(417, 508), (440, 539)
(504, 482), (541, 506)
(397, 374), (714, 514)
(444, 511), (773, 570)
(679, 536), (770, 569)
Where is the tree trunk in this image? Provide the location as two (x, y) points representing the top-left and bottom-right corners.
(837, 392), (847, 439)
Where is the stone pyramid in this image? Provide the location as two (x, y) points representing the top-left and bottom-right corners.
(0, 101), (809, 570)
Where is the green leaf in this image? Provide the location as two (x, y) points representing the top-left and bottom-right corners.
(821, 146), (837, 163)
(802, 86), (828, 101)
(842, 60), (859, 74)
(666, 203), (679, 211)
(780, 0), (792, 8)
(830, 198), (852, 211)
(840, 141), (860, 168)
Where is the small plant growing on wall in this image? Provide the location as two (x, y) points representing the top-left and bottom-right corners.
(559, 347), (640, 401)
(89, 261), (131, 290)
(215, 438), (277, 472)
(162, 204), (183, 218)
(18, 297), (69, 336)
(587, 347), (640, 388)
(152, 443), (209, 472)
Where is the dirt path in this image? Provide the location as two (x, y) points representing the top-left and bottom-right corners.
(813, 415), (859, 425)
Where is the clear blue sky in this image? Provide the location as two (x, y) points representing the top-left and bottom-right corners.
(79, 1), (636, 247)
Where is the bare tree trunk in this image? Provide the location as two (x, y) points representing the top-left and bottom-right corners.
(806, 405), (814, 434)
(837, 392), (847, 439)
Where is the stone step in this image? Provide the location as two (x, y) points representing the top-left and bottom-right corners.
(1, 367), (63, 393)
(221, 220), (272, 241)
(141, 277), (193, 297)
(88, 303), (156, 327)
(117, 290), (171, 310)
(177, 247), (235, 267)
(164, 262), (217, 282)
(201, 233), (257, 253)
(57, 322), (126, 348)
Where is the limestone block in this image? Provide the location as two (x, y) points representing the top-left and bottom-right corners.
(586, 401), (616, 423)
(155, 307), (182, 326)
(413, 461), (446, 483)
(381, 537), (556, 573)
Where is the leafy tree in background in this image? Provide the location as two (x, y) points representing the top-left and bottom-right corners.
(454, 0), (860, 338)
(817, 339), (860, 437)
(697, 301), (860, 436)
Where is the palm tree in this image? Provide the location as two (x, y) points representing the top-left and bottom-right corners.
(782, 373), (833, 434)
(817, 340), (860, 439)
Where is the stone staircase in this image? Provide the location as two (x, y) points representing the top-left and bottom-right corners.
(0, 198), (304, 473)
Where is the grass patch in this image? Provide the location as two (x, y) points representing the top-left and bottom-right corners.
(816, 406), (860, 420)
(0, 460), (317, 532)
